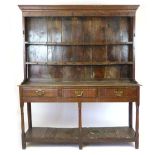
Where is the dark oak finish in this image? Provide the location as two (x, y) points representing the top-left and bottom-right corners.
(26, 127), (135, 143)
(19, 5), (139, 17)
(135, 103), (139, 149)
(129, 102), (132, 128)
(18, 5), (140, 149)
(78, 102), (82, 149)
(20, 102), (26, 149)
(27, 102), (32, 129)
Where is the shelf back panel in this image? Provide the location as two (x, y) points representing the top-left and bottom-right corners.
(25, 16), (134, 82)
(27, 45), (131, 63)
(25, 17), (130, 43)
(28, 65), (132, 82)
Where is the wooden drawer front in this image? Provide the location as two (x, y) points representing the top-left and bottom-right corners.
(62, 89), (97, 98)
(99, 87), (137, 98)
(23, 88), (58, 97)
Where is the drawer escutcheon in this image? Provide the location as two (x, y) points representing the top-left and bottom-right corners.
(75, 90), (84, 97)
(114, 90), (123, 97)
(35, 89), (45, 96)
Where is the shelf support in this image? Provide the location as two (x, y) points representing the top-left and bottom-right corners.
(20, 102), (26, 149)
(27, 102), (32, 129)
(78, 102), (82, 150)
(129, 102), (132, 128)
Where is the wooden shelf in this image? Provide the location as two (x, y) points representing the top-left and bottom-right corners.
(25, 42), (133, 46)
(26, 127), (135, 144)
(25, 62), (133, 65)
(83, 127), (135, 143)
(22, 80), (139, 86)
(26, 127), (79, 143)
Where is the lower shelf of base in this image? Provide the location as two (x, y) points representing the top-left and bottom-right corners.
(25, 127), (135, 144)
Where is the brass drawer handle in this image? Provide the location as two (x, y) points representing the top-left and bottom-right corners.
(35, 89), (45, 96)
(75, 90), (84, 97)
(114, 90), (123, 97)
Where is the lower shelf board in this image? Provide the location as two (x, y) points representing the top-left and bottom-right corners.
(26, 127), (79, 143)
(25, 127), (135, 144)
(82, 127), (135, 143)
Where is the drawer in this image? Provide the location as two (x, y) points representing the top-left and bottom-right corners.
(22, 88), (59, 97)
(99, 87), (137, 98)
(62, 88), (97, 98)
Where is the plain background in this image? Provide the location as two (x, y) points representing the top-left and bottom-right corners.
(0, 0), (155, 155)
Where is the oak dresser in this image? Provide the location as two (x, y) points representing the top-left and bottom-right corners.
(18, 5), (140, 149)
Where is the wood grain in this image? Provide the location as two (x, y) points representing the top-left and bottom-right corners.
(26, 17), (47, 42)
(25, 127), (135, 143)
(19, 5), (140, 149)
(47, 17), (61, 43)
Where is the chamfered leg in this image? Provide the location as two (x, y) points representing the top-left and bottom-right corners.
(20, 102), (26, 149)
(135, 102), (139, 149)
(27, 102), (32, 129)
(129, 102), (133, 128)
(78, 102), (82, 150)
